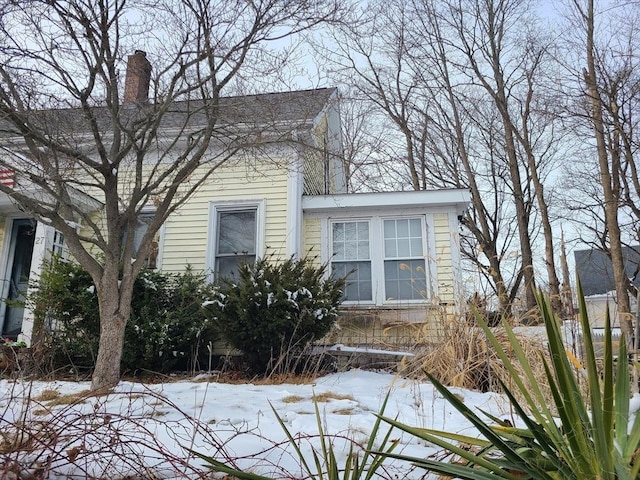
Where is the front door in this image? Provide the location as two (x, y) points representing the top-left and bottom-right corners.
(2, 219), (36, 339)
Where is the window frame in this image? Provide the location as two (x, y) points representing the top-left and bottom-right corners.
(207, 200), (265, 281)
(129, 207), (161, 269)
(327, 214), (433, 306)
(330, 219), (374, 304)
(381, 216), (429, 302)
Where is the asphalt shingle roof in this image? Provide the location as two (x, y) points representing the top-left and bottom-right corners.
(574, 246), (640, 296)
(0, 87), (337, 138)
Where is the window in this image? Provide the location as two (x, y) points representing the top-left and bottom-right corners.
(52, 230), (65, 257)
(215, 208), (257, 279)
(329, 215), (430, 305)
(129, 212), (158, 269)
(331, 221), (372, 301)
(383, 218), (427, 300)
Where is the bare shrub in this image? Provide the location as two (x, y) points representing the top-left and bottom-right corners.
(0, 379), (411, 480)
(0, 382), (227, 479)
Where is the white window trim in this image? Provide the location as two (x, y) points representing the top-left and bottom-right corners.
(206, 199), (266, 280)
(326, 214), (435, 306)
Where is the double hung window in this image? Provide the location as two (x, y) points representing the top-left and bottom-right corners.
(331, 221), (372, 301)
(214, 208), (257, 279)
(131, 212), (158, 269)
(383, 218), (427, 300)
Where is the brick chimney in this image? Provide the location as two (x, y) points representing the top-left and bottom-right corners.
(123, 50), (152, 104)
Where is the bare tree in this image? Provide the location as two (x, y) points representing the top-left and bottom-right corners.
(320, 0), (564, 318)
(563, 0), (640, 340)
(0, 0), (341, 390)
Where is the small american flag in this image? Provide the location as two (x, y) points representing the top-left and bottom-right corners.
(0, 169), (15, 188)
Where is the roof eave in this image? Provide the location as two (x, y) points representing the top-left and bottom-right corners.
(302, 189), (471, 213)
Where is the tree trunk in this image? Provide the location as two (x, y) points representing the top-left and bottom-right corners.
(559, 230), (575, 320)
(502, 125), (537, 312)
(526, 152), (562, 314)
(582, 0), (633, 341)
(91, 308), (128, 391)
(91, 266), (134, 390)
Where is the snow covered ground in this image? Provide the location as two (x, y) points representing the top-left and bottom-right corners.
(1, 369), (517, 479)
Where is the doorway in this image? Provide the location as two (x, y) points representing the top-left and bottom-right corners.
(2, 219), (36, 339)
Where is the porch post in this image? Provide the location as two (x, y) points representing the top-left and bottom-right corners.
(18, 222), (53, 345)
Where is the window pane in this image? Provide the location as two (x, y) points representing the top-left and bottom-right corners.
(384, 239), (396, 257)
(410, 218), (422, 236)
(216, 255), (255, 281)
(384, 259), (427, 300)
(344, 222), (357, 239)
(333, 222), (369, 261)
(397, 219), (409, 237)
(332, 223), (344, 242)
(397, 238), (411, 257)
(332, 261), (372, 301)
(218, 210), (256, 254)
(133, 214), (153, 252)
(384, 220), (395, 238)
(357, 240), (370, 259)
(411, 238), (423, 256)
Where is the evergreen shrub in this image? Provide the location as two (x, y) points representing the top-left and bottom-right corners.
(29, 258), (218, 374)
(205, 256), (345, 375)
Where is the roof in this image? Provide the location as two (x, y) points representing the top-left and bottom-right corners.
(302, 189), (470, 213)
(0, 88), (338, 139)
(574, 246), (640, 296)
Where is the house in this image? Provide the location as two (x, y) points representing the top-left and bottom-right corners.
(0, 51), (470, 348)
(574, 246), (640, 328)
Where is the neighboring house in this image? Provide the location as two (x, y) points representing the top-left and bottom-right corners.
(574, 246), (640, 328)
(0, 51), (470, 348)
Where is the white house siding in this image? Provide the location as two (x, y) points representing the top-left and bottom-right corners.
(0, 215), (5, 252)
(160, 157), (292, 274)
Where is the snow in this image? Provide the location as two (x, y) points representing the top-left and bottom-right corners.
(1, 370), (513, 479)
(2, 369), (638, 479)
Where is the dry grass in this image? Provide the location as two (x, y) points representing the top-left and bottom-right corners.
(331, 408), (355, 415)
(281, 395), (305, 403)
(45, 392), (90, 406)
(282, 392), (356, 404)
(312, 392), (355, 402)
(34, 389), (60, 401)
(399, 314), (588, 409)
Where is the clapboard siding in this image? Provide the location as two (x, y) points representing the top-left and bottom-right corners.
(303, 217), (322, 265)
(160, 158), (291, 273)
(433, 212), (454, 301)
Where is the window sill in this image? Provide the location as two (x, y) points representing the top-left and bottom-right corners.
(340, 302), (439, 310)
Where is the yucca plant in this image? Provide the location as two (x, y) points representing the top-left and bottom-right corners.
(193, 394), (399, 479)
(375, 282), (640, 479)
